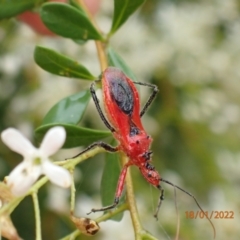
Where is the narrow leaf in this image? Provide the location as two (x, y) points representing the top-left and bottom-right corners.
(108, 47), (137, 81)
(110, 0), (146, 35)
(35, 124), (111, 148)
(101, 151), (123, 221)
(40, 3), (104, 40)
(0, 0), (36, 20)
(42, 90), (91, 125)
(34, 46), (96, 80)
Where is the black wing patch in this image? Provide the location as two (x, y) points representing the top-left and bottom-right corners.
(110, 78), (134, 116)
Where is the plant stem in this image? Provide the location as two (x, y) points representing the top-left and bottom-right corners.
(70, 169), (76, 213)
(120, 154), (143, 240)
(0, 197), (23, 216)
(77, 0), (108, 71)
(95, 41), (108, 71)
(60, 203), (128, 240)
(32, 191), (42, 240)
(64, 146), (106, 169)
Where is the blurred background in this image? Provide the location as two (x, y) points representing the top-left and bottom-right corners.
(1, 0), (240, 239)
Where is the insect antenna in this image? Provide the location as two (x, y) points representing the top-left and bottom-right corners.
(156, 178), (216, 239)
(173, 186), (180, 240)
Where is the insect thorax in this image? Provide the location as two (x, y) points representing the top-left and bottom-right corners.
(119, 132), (152, 160)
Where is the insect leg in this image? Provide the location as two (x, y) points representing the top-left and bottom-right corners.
(90, 81), (115, 132)
(68, 141), (118, 159)
(154, 184), (165, 220)
(133, 81), (159, 117)
(87, 164), (129, 214)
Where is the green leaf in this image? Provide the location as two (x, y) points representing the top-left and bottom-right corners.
(101, 151), (123, 221)
(40, 3), (104, 40)
(108, 47), (137, 81)
(69, 0), (85, 11)
(42, 90), (91, 125)
(0, 0), (37, 20)
(110, 0), (146, 35)
(34, 46), (96, 80)
(35, 123), (111, 148)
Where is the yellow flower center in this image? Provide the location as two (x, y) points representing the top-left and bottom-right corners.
(33, 157), (41, 165)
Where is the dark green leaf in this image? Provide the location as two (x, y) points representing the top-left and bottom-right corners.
(108, 47), (137, 81)
(110, 0), (146, 35)
(35, 123), (111, 148)
(40, 3), (104, 40)
(101, 151), (123, 221)
(0, 0), (37, 20)
(42, 90), (91, 125)
(34, 46), (96, 80)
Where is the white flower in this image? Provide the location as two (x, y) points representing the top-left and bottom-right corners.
(1, 127), (71, 196)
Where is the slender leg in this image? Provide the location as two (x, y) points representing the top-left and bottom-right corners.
(68, 141), (118, 159)
(154, 185), (165, 220)
(160, 178), (216, 238)
(87, 164), (129, 214)
(133, 81), (159, 117)
(90, 81), (115, 132)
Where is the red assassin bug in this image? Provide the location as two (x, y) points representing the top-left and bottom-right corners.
(75, 67), (215, 236)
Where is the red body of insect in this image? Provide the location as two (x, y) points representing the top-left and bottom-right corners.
(102, 67), (160, 188)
